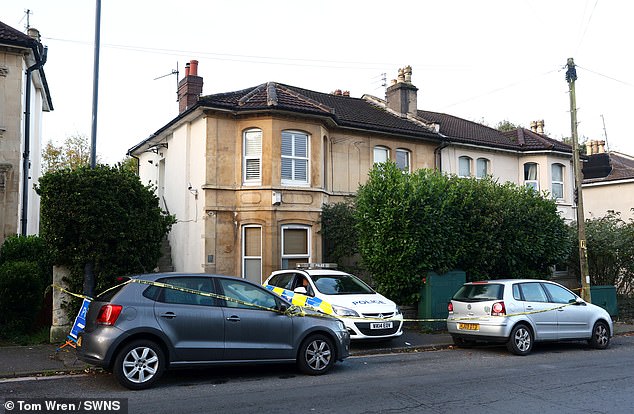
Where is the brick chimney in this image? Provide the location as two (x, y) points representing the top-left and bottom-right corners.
(385, 65), (418, 117)
(177, 60), (203, 113)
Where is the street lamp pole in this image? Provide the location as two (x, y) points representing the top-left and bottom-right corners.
(566, 57), (591, 302)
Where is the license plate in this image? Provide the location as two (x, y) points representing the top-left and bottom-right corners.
(458, 323), (479, 331)
(370, 322), (393, 330)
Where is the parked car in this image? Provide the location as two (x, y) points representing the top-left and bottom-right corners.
(447, 279), (613, 355)
(263, 264), (403, 340)
(77, 273), (350, 389)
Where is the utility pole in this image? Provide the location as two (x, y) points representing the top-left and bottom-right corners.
(566, 57), (591, 302)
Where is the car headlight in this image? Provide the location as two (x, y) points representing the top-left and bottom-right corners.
(332, 305), (359, 317)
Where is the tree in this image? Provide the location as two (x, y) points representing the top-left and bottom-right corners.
(567, 212), (634, 294)
(42, 133), (100, 172)
(35, 165), (175, 301)
(354, 162), (570, 304)
(116, 156), (139, 174)
(495, 120), (522, 132)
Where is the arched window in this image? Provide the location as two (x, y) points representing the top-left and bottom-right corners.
(524, 162), (539, 191)
(551, 163), (564, 200)
(396, 148), (411, 172)
(373, 146), (389, 164)
(242, 225), (262, 284)
(243, 129), (262, 184)
(458, 156), (472, 177)
(476, 158), (489, 179)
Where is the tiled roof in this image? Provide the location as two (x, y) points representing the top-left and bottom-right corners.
(584, 152), (634, 184)
(0, 20), (36, 48)
(132, 80), (573, 155)
(198, 82), (441, 141)
(417, 109), (572, 153)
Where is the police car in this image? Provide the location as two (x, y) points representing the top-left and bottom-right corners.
(264, 264), (403, 340)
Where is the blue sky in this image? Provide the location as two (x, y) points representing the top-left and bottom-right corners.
(4, 0), (633, 164)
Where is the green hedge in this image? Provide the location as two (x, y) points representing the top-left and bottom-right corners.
(0, 261), (44, 334)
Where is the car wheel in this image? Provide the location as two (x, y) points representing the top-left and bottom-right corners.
(589, 320), (610, 349)
(113, 340), (165, 390)
(451, 336), (474, 348)
(297, 334), (335, 375)
(507, 324), (533, 356)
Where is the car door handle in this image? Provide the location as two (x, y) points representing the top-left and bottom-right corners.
(160, 312), (176, 319)
(226, 315), (241, 322)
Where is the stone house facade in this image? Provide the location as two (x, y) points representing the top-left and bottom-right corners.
(0, 20), (52, 246)
(130, 62), (576, 283)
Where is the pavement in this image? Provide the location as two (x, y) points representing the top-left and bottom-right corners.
(1, 322), (633, 379)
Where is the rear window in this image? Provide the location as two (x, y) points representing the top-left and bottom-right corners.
(452, 283), (504, 302)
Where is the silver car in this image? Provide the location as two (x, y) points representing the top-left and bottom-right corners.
(447, 279), (613, 355)
(77, 273), (350, 389)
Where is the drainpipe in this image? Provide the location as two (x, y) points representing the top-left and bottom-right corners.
(21, 46), (48, 236)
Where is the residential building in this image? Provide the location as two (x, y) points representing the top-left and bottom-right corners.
(582, 140), (634, 222)
(129, 63), (575, 283)
(0, 20), (52, 246)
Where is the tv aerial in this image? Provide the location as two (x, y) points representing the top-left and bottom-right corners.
(154, 62), (179, 101)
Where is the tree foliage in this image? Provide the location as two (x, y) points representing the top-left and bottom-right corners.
(35, 165), (176, 298)
(354, 162), (570, 304)
(495, 120), (522, 132)
(321, 200), (361, 274)
(567, 212), (634, 294)
(42, 134), (100, 172)
(0, 235), (53, 336)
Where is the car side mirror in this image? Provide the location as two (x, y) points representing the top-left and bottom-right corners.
(573, 297), (586, 305)
(294, 287), (308, 295)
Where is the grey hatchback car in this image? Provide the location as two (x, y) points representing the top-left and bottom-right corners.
(77, 273), (350, 389)
(447, 279), (613, 355)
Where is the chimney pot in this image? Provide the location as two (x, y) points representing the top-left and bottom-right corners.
(184, 62), (191, 77)
(598, 140), (606, 153)
(536, 119), (544, 134)
(189, 60), (198, 76)
(27, 27), (40, 41)
(333, 89), (342, 96)
(343, 90), (350, 97)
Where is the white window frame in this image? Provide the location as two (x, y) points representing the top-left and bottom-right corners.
(281, 131), (309, 186)
(281, 225), (311, 269)
(458, 156), (472, 177)
(373, 146), (390, 164)
(242, 225), (262, 284)
(243, 129), (262, 185)
(476, 158), (489, 179)
(396, 148), (411, 172)
(551, 163), (564, 200)
(524, 162), (539, 191)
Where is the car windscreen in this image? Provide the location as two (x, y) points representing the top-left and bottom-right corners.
(452, 283), (504, 302)
(311, 274), (375, 295)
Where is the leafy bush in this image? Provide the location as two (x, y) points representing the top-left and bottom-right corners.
(0, 235), (52, 285)
(568, 212), (634, 294)
(354, 162), (570, 305)
(36, 165), (176, 303)
(0, 261), (44, 335)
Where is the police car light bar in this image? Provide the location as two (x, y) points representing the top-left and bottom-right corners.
(296, 263), (338, 270)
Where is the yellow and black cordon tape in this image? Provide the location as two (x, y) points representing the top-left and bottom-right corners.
(51, 280), (576, 324)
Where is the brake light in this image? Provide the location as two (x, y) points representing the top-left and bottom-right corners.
(447, 302), (454, 313)
(491, 301), (506, 316)
(96, 304), (123, 325)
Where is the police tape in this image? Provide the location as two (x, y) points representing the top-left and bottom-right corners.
(50, 280), (576, 324)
